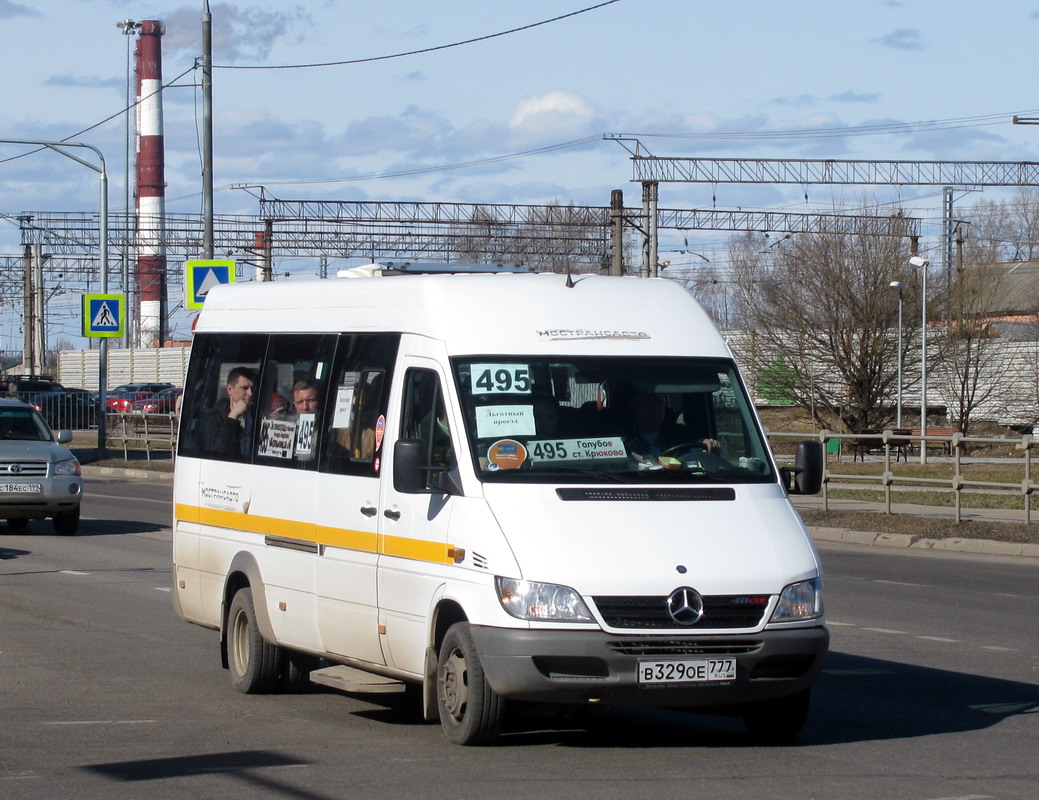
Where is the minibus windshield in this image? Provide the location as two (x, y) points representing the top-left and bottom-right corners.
(453, 356), (776, 484)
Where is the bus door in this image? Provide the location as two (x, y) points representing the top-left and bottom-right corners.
(314, 334), (398, 666)
(378, 360), (459, 675)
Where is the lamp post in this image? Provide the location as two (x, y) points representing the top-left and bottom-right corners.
(909, 256), (930, 464)
(0, 138), (110, 458)
(889, 280), (905, 429)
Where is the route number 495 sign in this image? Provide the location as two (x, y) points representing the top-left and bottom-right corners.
(472, 364), (531, 395)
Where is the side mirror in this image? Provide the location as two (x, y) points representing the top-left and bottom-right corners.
(55, 429), (73, 444)
(393, 439), (428, 494)
(392, 438), (462, 496)
(781, 440), (823, 495)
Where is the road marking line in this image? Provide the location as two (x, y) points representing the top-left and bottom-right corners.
(60, 570), (90, 576)
(155, 587), (171, 592)
(979, 645), (1016, 652)
(862, 627), (906, 635)
(43, 720), (156, 726)
(917, 636), (960, 643)
(827, 620), (856, 626)
(874, 579), (927, 587)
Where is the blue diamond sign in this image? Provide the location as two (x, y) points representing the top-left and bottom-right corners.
(185, 259), (236, 310)
(82, 294), (125, 338)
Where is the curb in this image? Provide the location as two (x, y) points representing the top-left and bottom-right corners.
(809, 525), (1039, 559)
(82, 465), (173, 481)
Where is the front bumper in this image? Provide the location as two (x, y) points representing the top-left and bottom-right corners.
(0, 477), (82, 519)
(470, 624), (829, 708)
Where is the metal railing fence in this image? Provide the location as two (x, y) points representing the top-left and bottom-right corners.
(768, 429), (1038, 523)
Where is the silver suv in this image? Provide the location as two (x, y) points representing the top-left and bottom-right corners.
(0, 398), (83, 535)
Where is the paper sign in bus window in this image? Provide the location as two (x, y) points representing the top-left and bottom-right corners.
(332, 386), (355, 429)
(295, 413), (316, 455)
(471, 364), (532, 395)
(475, 404), (535, 439)
(257, 418), (296, 459)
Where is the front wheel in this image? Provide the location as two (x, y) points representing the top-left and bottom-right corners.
(741, 688), (811, 744)
(226, 587), (282, 694)
(53, 507), (80, 536)
(437, 622), (506, 745)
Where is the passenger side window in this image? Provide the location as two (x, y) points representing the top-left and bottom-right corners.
(253, 334), (336, 469)
(321, 334), (399, 477)
(178, 333), (268, 462)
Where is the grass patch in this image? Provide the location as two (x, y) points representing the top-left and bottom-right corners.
(800, 508), (1039, 545)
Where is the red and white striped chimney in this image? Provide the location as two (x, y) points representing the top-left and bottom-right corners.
(135, 20), (167, 346)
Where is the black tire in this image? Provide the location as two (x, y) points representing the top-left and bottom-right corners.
(7, 518), (28, 530)
(53, 507), (80, 536)
(436, 622), (506, 745)
(741, 688), (811, 744)
(226, 587), (282, 694)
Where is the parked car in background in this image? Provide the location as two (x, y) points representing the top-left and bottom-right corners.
(106, 382), (174, 413)
(131, 386), (182, 413)
(26, 387), (99, 430)
(1, 374), (63, 398)
(0, 398), (82, 535)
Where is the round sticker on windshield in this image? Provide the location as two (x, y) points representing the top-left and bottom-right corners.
(487, 439), (527, 470)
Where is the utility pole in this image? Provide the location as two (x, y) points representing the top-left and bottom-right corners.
(610, 189), (624, 276)
(21, 243), (33, 375)
(201, 0), (214, 259)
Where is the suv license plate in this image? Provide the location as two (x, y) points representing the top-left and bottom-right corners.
(638, 658), (737, 684)
(0, 483), (42, 493)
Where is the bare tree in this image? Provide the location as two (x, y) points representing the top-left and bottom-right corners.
(728, 221), (916, 433)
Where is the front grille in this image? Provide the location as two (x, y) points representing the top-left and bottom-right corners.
(607, 638), (762, 657)
(593, 594), (770, 629)
(0, 460), (48, 477)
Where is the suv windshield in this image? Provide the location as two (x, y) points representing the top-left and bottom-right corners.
(453, 356), (775, 484)
(0, 406), (53, 442)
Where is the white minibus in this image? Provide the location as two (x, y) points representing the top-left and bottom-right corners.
(172, 264), (827, 745)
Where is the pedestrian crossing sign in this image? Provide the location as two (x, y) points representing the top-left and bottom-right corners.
(185, 259), (236, 309)
(82, 294), (125, 338)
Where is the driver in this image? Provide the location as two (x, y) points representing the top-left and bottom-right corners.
(625, 390), (719, 459)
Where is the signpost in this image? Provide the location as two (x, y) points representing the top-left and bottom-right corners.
(185, 259), (235, 309)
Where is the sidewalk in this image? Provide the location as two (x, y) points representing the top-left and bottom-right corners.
(792, 495), (1039, 559)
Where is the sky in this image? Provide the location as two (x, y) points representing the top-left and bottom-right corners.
(3, 0), (1039, 348)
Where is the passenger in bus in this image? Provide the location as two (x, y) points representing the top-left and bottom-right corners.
(291, 380), (319, 416)
(201, 366), (256, 458)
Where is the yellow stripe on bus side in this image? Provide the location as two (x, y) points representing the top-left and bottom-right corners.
(174, 504), (448, 563)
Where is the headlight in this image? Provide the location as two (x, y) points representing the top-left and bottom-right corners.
(770, 577), (823, 622)
(53, 458), (81, 476)
(495, 577), (593, 622)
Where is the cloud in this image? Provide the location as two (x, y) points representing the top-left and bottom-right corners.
(829, 91), (880, 103)
(508, 90), (597, 136)
(45, 75), (123, 91)
(872, 28), (925, 50)
(162, 3), (312, 63)
(0, 0), (37, 18)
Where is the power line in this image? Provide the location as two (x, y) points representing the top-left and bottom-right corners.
(214, 0), (624, 70)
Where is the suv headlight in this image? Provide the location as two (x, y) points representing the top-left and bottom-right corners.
(770, 577), (823, 622)
(495, 577), (593, 622)
(53, 458), (81, 476)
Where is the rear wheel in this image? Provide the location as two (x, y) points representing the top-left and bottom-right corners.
(53, 508), (80, 536)
(437, 622), (506, 745)
(6, 518), (28, 530)
(226, 587), (282, 694)
(741, 688), (811, 744)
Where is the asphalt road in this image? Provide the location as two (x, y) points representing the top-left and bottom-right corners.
(1, 476), (1037, 800)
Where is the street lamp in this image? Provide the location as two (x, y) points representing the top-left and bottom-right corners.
(0, 138), (110, 458)
(909, 255), (930, 463)
(889, 280), (905, 428)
